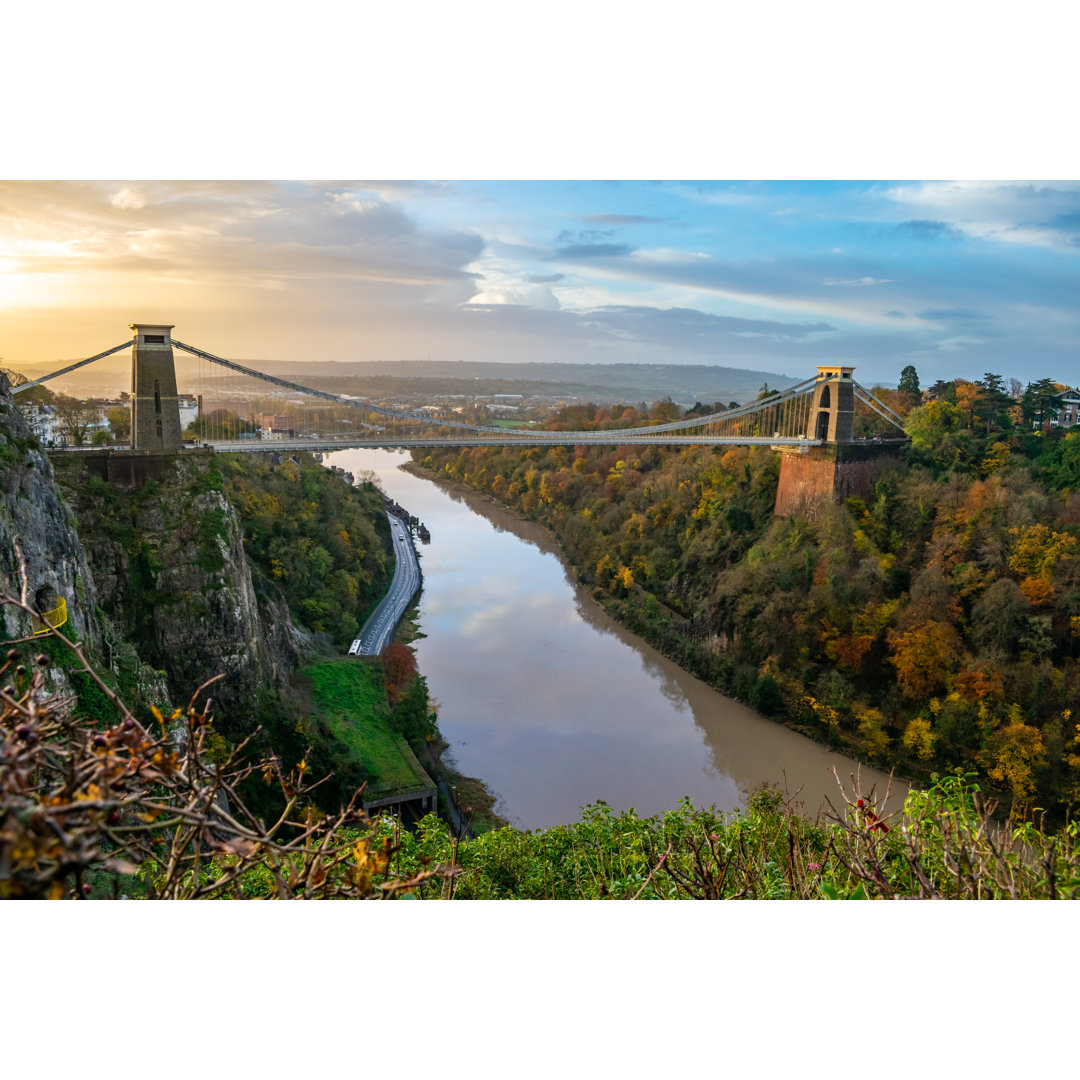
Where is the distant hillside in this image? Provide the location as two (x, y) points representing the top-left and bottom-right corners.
(252, 360), (800, 406)
(13, 357), (799, 407)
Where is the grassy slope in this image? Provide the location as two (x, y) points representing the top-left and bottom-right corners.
(302, 659), (424, 793)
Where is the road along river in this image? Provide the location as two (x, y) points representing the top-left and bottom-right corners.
(325, 449), (905, 831)
(353, 512), (421, 655)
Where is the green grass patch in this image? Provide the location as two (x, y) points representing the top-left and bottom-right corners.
(303, 660), (424, 793)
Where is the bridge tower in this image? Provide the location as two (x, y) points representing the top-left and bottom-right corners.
(806, 365), (855, 442)
(774, 365), (895, 518)
(130, 323), (183, 450)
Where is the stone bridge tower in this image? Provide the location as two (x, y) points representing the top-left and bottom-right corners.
(774, 365), (897, 518)
(130, 323), (183, 450)
(807, 365), (855, 442)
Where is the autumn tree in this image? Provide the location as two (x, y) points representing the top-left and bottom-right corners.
(977, 712), (1046, 806)
(107, 406), (131, 441)
(887, 620), (964, 700)
(381, 643), (418, 704)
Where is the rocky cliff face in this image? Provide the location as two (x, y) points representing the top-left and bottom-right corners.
(0, 388), (101, 652)
(50, 450), (316, 737)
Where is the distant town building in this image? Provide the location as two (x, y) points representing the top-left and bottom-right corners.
(178, 394), (199, 429)
(19, 403), (58, 444)
(1052, 387), (1080, 428)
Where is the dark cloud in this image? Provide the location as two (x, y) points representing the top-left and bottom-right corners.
(455, 303), (836, 360)
(550, 243), (637, 259)
(526, 273), (565, 283)
(554, 228), (614, 245)
(884, 310), (907, 318)
(583, 305), (835, 343)
(895, 219), (961, 240)
(917, 308), (985, 321)
(579, 214), (666, 225)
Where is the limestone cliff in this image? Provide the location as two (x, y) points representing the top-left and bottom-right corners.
(0, 389), (101, 651)
(49, 450), (316, 738)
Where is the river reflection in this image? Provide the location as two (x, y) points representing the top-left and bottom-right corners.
(326, 449), (904, 830)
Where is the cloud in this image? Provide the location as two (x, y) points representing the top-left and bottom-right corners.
(582, 304), (835, 343)
(895, 219), (961, 240)
(579, 214), (666, 226)
(917, 308), (985, 321)
(550, 243), (637, 259)
(554, 228), (614, 245)
(467, 282), (561, 310)
(881, 182), (1080, 249)
(0, 181), (486, 294)
(526, 273), (565, 283)
(884, 310), (907, 319)
(823, 276), (892, 286)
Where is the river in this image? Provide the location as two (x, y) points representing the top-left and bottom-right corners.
(325, 449), (904, 831)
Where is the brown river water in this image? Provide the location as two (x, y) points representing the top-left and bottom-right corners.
(325, 449), (905, 830)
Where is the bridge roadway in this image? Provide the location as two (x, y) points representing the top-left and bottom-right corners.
(350, 513), (420, 657)
(205, 434), (827, 452)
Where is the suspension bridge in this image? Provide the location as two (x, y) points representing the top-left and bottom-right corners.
(13, 324), (908, 454)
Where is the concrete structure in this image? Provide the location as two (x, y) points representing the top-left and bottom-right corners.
(775, 365), (896, 517)
(774, 442), (901, 518)
(130, 323), (183, 450)
(51, 447), (214, 490)
(361, 738), (439, 822)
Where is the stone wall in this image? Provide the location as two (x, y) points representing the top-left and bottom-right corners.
(774, 444), (902, 518)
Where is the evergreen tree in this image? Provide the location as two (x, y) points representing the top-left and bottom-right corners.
(898, 365), (921, 396)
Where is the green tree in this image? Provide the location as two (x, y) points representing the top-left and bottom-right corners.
(976, 372), (1011, 435)
(1022, 378), (1062, 429)
(898, 365), (920, 396)
(905, 399), (975, 473)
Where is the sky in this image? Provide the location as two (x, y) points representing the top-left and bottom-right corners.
(2, 179), (1078, 389)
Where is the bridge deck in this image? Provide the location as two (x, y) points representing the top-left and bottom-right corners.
(202, 435), (832, 452)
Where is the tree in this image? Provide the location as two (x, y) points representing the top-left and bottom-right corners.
(977, 715), (1046, 806)
(1021, 378), (1062, 429)
(976, 373), (1011, 435)
(905, 399), (975, 473)
(107, 406), (131, 442)
(898, 365), (920, 396)
(887, 619), (964, 700)
(926, 379), (957, 404)
(382, 643), (418, 704)
(51, 395), (102, 446)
